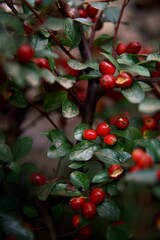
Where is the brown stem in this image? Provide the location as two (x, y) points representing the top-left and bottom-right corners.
(112, 0), (129, 56)
(5, 0), (18, 14)
(22, 0), (43, 23)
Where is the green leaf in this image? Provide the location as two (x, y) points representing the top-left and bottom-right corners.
(101, 53), (120, 71)
(47, 143), (71, 158)
(146, 53), (160, 62)
(40, 69), (56, 84)
(117, 53), (139, 66)
(12, 137), (32, 160)
(9, 90), (28, 108)
(103, 7), (120, 24)
(35, 49), (58, 58)
(69, 140), (100, 161)
(44, 91), (67, 111)
(107, 225), (130, 240)
(55, 76), (75, 89)
(74, 123), (90, 141)
(8, 162), (21, 173)
(64, 18), (81, 49)
(90, 2), (109, 10)
(0, 144), (13, 163)
(74, 18), (93, 26)
(95, 148), (131, 165)
(51, 203), (64, 221)
(70, 171), (90, 190)
(22, 162), (38, 173)
(111, 126), (143, 140)
(97, 198), (120, 221)
(67, 59), (88, 70)
(125, 169), (157, 185)
(69, 162), (84, 169)
(138, 98), (160, 113)
(125, 65), (150, 77)
(0, 211), (34, 240)
(62, 99), (79, 118)
(23, 205), (38, 218)
(44, 129), (68, 146)
(50, 183), (83, 197)
(92, 170), (109, 183)
(43, 17), (64, 31)
(122, 81), (145, 103)
(36, 182), (57, 201)
(79, 70), (101, 80)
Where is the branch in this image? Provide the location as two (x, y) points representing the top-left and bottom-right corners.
(22, 0), (43, 23)
(5, 0), (18, 14)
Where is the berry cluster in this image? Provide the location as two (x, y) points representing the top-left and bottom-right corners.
(131, 148), (154, 171)
(141, 115), (159, 134)
(116, 41), (142, 55)
(70, 188), (105, 239)
(150, 61), (160, 77)
(78, 4), (98, 21)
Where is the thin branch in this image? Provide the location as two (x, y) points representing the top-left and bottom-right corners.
(5, 0), (18, 14)
(112, 0), (129, 56)
(22, 0), (43, 23)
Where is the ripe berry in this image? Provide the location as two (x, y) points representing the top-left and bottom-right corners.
(150, 70), (160, 77)
(33, 58), (50, 69)
(115, 117), (129, 129)
(132, 148), (146, 162)
(69, 196), (86, 212)
(99, 61), (116, 75)
(82, 202), (97, 219)
(108, 164), (124, 179)
(83, 129), (97, 140)
(116, 42), (127, 55)
(104, 134), (117, 146)
(96, 122), (110, 136)
(99, 75), (116, 91)
(116, 72), (133, 88)
(156, 62), (160, 71)
(78, 8), (87, 18)
(16, 43), (34, 63)
(89, 187), (105, 205)
(86, 4), (98, 18)
(134, 153), (154, 169)
(72, 214), (81, 228)
(126, 41), (141, 54)
(78, 226), (92, 240)
(143, 116), (157, 130)
(30, 173), (46, 186)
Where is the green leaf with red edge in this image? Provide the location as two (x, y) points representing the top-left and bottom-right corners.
(97, 198), (120, 221)
(50, 183), (83, 197)
(92, 170), (110, 183)
(70, 171), (90, 190)
(95, 148), (131, 165)
(69, 140), (100, 161)
(122, 81), (145, 103)
(62, 99), (79, 118)
(74, 123), (90, 141)
(44, 91), (67, 111)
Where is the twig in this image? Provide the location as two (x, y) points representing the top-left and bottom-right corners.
(5, 0), (18, 14)
(22, 0), (43, 23)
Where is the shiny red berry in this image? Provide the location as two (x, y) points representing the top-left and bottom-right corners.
(104, 134), (117, 146)
(156, 62), (160, 71)
(115, 117), (129, 129)
(83, 129), (97, 140)
(69, 196), (86, 212)
(99, 61), (116, 75)
(126, 41), (141, 54)
(108, 164), (124, 179)
(132, 148), (145, 162)
(82, 202), (96, 219)
(116, 72), (133, 88)
(99, 75), (116, 91)
(33, 58), (50, 69)
(89, 188), (105, 205)
(78, 226), (92, 240)
(72, 214), (81, 228)
(78, 8), (87, 18)
(150, 70), (160, 77)
(134, 153), (154, 169)
(86, 5), (98, 18)
(30, 173), (46, 186)
(16, 43), (34, 63)
(143, 116), (157, 130)
(96, 122), (110, 136)
(116, 42), (127, 55)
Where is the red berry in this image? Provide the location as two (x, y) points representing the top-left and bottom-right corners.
(16, 43), (34, 63)
(156, 62), (160, 71)
(82, 202), (97, 219)
(23, 23), (33, 34)
(115, 117), (129, 129)
(108, 164), (124, 179)
(150, 70), (160, 77)
(78, 226), (92, 240)
(86, 5), (98, 18)
(104, 134), (117, 146)
(116, 72), (133, 88)
(83, 129), (97, 140)
(134, 153), (154, 169)
(72, 214), (81, 228)
(116, 43), (127, 55)
(99, 75), (116, 91)
(30, 173), (46, 186)
(96, 122), (110, 136)
(69, 196), (86, 212)
(143, 116), (157, 130)
(99, 61), (116, 75)
(89, 187), (105, 205)
(132, 148), (146, 162)
(129, 165), (140, 173)
(126, 41), (141, 54)
(33, 58), (50, 69)
(78, 8), (87, 18)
